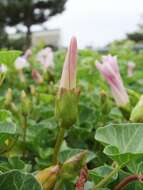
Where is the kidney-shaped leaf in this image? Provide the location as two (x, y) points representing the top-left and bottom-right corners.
(95, 123), (143, 163)
(0, 170), (42, 190)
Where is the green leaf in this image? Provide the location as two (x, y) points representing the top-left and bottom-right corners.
(0, 170), (42, 190)
(89, 165), (118, 184)
(95, 123), (143, 163)
(127, 157), (143, 174)
(0, 122), (16, 144)
(8, 157), (26, 170)
(0, 50), (21, 67)
(0, 110), (13, 122)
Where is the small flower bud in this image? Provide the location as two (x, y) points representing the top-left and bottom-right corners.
(20, 90), (31, 115)
(127, 61), (135, 77)
(5, 88), (13, 106)
(30, 85), (36, 96)
(60, 151), (87, 180)
(35, 165), (59, 190)
(32, 69), (43, 84)
(130, 95), (143, 122)
(18, 70), (26, 83)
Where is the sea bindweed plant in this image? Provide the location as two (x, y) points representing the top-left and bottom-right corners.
(0, 40), (143, 190)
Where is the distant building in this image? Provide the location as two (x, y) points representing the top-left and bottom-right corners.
(32, 29), (61, 48)
(9, 29), (61, 48)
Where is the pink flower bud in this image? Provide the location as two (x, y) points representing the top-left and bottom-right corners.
(23, 49), (32, 59)
(37, 47), (54, 70)
(32, 69), (43, 84)
(15, 49), (32, 70)
(96, 55), (129, 107)
(60, 37), (77, 89)
(15, 57), (29, 70)
(127, 61), (135, 77)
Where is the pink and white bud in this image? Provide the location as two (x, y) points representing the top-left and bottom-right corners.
(23, 49), (32, 59)
(127, 61), (135, 77)
(37, 47), (54, 70)
(32, 69), (43, 84)
(60, 37), (77, 89)
(96, 55), (129, 107)
(15, 49), (32, 70)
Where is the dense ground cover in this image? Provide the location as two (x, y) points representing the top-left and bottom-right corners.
(0, 39), (143, 189)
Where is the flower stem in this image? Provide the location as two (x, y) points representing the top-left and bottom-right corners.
(53, 126), (65, 164)
(92, 164), (121, 190)
(54, 179), (63, 190)
(22, 115), (27, 158)
(114, 174), (143, 190)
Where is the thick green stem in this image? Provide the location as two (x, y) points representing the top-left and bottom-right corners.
(92, 164), (121, 190)
(53, 127), (65, 164)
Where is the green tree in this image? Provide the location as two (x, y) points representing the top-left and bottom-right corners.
(0, 0), (67, 46)
(127, 15), (143, 43)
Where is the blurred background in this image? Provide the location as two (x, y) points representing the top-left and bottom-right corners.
(1, 0), (143, 50)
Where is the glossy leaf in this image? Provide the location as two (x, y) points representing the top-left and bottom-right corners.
(0, 170), (42, 190)
(0, 50), (21, 67)
(0, 122), (16, 144)
(95, 123), (143, 163)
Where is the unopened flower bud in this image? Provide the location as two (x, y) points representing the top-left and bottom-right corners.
(5, 88), (13, 106)
(55, 37), (79, 128)
(30, 85), (36, 96)
(96, 55), (129, 108)
(37, 47), (54, 70)
(60, 150), (87, 180)
(130, 95), (143, 122)
(32, 69), (43, 84)
(35, 165), (59, 190)
(18, 70), (26, 83)
(127, 61), (135, 77)
(20, 90), (31, 115)
(10, 103), (18, 113)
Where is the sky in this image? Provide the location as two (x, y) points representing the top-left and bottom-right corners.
(45, 0), (143, 48)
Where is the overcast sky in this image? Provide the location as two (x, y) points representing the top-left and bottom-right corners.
(46, 0), (143, 48)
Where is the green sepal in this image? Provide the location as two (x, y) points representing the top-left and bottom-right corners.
(55, 88), (79, 128)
